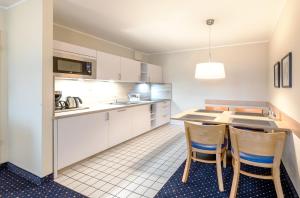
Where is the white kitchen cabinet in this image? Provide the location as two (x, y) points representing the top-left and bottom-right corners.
(121, 57), (141, 82)
(141, 63), (163, 83)
(97, 51), (121, 80)
(154, 101), (171, 127)
(108, 108), (133, 147)
(149, 64), (163, 83)
(54, 40), (96, 58)
(131, 105), (151, 137)
(56, 112), (109, 169)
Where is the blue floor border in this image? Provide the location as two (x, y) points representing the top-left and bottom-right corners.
(5, 162), (53, 185)
(0, 164), (85, 198)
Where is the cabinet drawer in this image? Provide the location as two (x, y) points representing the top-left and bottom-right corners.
(156, 113), (170, 127)
(156, 101), (170, 109)
(156, 101), (171, 115)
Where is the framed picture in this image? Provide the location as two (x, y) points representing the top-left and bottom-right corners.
(274, 62), (280, 88)
(281, 52), (292, 88)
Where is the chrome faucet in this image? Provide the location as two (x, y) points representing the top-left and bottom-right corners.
(113, 96), (118, 104)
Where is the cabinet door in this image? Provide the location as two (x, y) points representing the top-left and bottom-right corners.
(57, 112), (109, 169)
(148, 64), (163, 83)
(97, 51), (121, 80)
(131, 105), (151, 137)
(54, 40), (97, 58)
(108, 108), (132, 147)
(120, 57), (141, 82)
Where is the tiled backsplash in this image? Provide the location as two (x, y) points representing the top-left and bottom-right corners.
(55, 79), (171, 106)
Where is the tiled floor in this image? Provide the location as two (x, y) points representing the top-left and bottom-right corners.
(55, 124), (186, 198)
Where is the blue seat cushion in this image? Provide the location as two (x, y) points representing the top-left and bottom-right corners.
(191, 139), (227, 151)
(240, 152), (274, 164)
(232, 149), (274, 164)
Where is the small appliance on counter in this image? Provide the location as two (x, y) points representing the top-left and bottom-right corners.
(128, 93), (141, 102)
(66, 96), (82, 109)
(54, 92), (87, 112)
(55, 91), (65, 110)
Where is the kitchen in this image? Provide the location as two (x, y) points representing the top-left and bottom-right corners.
(0, 0), (300, 198)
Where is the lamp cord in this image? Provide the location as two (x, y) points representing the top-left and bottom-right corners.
(209, 24), (212, 62)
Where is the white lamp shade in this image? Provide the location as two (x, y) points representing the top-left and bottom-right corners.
(195, 62), (225, 79)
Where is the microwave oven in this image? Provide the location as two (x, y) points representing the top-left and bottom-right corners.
(53, 51), (97, 79)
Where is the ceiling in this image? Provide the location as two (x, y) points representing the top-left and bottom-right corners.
(0, 0), (22, 7)
(54, 0), (286, 54)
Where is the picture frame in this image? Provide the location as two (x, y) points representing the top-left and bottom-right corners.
(274, 62), (280, 88)
(281, 52), (292, 88)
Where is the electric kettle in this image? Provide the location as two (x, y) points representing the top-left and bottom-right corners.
(66, 96), (82, 108)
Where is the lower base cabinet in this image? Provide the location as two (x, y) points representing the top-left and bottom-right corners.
(55, 102), (169, 172)
(153, 101), (171, 128)
(108, 105), (151, 147)
(108, 108), (132, 147)
(131, 105), (151, 137)
(56, 112), (109, 169)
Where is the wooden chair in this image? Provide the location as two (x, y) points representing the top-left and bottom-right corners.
(206, 106), (229, 111)
(234, 107), (263, 114)
(229, 126), (286, 198)
(182, 122), (227, 192)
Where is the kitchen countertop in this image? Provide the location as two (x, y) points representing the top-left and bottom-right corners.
(54, 99), (171, 119)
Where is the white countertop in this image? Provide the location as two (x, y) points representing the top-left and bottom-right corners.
(54, 99), (170, 119)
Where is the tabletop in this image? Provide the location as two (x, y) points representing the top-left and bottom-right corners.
(172, 108), (291, 132)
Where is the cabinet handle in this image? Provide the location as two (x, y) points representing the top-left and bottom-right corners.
(106, 112), (110, 120)
(118, 73), (121, 80)
(118, 109), (127, 112)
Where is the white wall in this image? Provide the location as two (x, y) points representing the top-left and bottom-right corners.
(6, 0), (53, 177)
(0, 8), (7, 164)
(268, 0), (300, 193)
(148, 43), (269, 114)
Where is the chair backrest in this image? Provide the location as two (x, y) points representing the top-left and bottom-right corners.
(184, 122), (226, 150)
(234, 107), (263, 114)
(229, 126), (286, 166)
(205, 106), (229, 111)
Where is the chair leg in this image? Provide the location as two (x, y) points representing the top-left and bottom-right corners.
(223, 150), (227, 168)
(192, 151), (196, 162)
(182, 154), (192, 183)
(230, 160), (240, 198)
(273, 167), (284, 198)
(216, 153), (224, 192)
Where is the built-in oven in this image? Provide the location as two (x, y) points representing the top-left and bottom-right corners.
(53, 51), (96, 79)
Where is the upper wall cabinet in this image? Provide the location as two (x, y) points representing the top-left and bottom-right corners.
(97, 52), (142, 82)
(141, 63), (163, 83)
(97, 51), (121, 80)
(53, 40), (96, 58)
(53, 41), (161, 83)
(120, 57), (141, 82)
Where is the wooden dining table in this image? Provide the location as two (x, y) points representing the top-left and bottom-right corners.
(172, 108), (291, 132)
